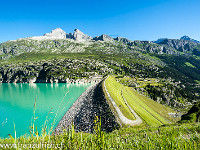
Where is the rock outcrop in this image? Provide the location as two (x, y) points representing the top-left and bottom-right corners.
(114, 37), (132, 45)
(72, 29), (92, 41)
(93, 34), (114, 42)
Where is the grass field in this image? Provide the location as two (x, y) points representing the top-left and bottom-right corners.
(0, 122), (199, 149)
(130, 88), (178, 122)
(105, 76), (177, 127)
(104, 76), (136, 120)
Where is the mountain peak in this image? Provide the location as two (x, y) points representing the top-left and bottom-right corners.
(180, 35), (200, 43)
(52, 28), (64, 32)
(43, 28), (67, 39)
(181, 35), (190, 39)
(73, 29), (92, 41)
(180, 35), (192, 41)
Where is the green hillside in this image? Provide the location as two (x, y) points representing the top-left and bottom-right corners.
(105, 76), (177, 127)
(1, 36), (200, 109)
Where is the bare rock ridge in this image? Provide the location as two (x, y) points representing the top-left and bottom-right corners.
(1, 28), (200, 60)
(159, 39), (199, 53)
(29, 28), (93, 41)
(22, 27), (200, 45)
(153, 36), (200, 45)
(93, 34), (114, 42)
(29, 28), (114, 42)
(114, 37), (132, 45)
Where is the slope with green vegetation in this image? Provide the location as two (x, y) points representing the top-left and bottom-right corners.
(104, 76), (136, 121)
(104, 76), (177, 127)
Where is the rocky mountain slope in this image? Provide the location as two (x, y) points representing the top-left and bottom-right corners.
(1, 28), (200, 60)
(159, 39), (199, 54)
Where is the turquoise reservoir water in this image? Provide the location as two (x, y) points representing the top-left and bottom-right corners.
(0, 83), (91, 138)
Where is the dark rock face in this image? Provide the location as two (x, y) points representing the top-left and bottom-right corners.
(0, 66), (39, 83)
(114, 37), (132, 45)
(93, 34), (114, 42)
(151, 37), (200, 55)
(193, 46), (200, 56)
(180, 101), (200, 122)
(66, 33), (74, 39)
(54, 81), (120, 134)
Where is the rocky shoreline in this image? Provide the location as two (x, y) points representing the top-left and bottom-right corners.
(0, 78), (101, 84)
(6, 77), (102, 84)
(53, 80), (119, 134)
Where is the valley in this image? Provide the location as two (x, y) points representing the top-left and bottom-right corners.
(0, 28), (200, 149)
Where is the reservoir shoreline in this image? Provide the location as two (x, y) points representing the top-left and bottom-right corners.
(0, 82), (91, 138)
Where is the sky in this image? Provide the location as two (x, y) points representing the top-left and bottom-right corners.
(0, 0), (199, 43)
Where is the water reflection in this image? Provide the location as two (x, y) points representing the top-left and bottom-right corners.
(28, 83), (37, 89)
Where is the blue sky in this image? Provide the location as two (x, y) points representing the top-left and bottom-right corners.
(0, 0), (199, 43)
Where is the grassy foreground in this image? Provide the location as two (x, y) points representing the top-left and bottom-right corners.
(0, 121), (199, 149)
